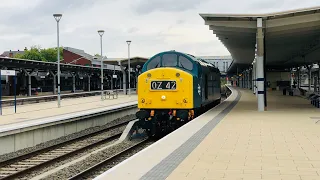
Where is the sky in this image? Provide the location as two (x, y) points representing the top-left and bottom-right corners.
(0, 0), (318, 58)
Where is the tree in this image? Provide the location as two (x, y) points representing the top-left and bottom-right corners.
(13, 45), (63, 62)
(40, 47), (63, 62)
(14, 53), (24, 59)
(14, 46), (45, 61)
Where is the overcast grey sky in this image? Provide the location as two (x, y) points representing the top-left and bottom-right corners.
(0, 0), (318, 58)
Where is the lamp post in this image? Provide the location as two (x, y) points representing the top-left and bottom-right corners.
(53, 13), (62, 108)
(126, 40), (131, 96)
(98, 30), (105, 100)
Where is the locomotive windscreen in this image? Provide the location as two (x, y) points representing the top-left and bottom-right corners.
(146, 52), (194, 71)
(147, 56), (160, 70)
(162, 54), (178, 67)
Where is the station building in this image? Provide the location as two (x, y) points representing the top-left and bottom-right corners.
(198, 55), (233, 75)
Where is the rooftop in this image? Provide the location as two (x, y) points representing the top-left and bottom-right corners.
(198, 55), (233, 60)
(1, 50), (26, 57)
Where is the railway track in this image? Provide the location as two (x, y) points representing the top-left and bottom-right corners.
(68, 139), (152, 180)
(65, 97), (227, 179)
(0, 120), (132, 180)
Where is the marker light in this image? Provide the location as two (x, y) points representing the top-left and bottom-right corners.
(161, 95), (166, 100)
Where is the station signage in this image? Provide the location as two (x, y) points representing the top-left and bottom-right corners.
(1, 70), (16, 76)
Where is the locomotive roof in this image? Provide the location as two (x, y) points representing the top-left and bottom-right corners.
(161, 50), (218, 69)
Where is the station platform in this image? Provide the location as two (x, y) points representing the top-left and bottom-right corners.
(0, 94), (137, 126)
(96, 86), (320, 180)
(1, 90), (84, 100)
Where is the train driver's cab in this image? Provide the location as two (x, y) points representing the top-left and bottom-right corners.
(145, 53), (194, 72)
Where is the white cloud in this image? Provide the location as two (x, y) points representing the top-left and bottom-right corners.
(0, 0), (318, 58)
(0, 0), (43, 9)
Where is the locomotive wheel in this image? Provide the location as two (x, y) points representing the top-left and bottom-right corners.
(146, 129), (154, 138)
(169, 118), (176, 132)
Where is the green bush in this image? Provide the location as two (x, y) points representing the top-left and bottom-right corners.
(14, 45), (63, 62)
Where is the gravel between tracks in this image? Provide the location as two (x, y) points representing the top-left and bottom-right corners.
(41, 139), (147, 180)
(15, 126), (126, 180)
(84, 141), (154, 180)
(23, 141), (119, 180)
(0, 114), (135, 163)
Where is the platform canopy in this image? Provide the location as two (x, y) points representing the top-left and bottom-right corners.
(103, 57), (149, 69)
(200, 6), (320, 75)
(0, 57), (107, 73)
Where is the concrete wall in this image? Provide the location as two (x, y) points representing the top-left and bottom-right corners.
(0, 106), (137, 156)
(266, 72), (290, 89)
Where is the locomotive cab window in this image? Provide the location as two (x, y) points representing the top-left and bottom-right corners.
(178, 56), (193, 71)
(162, 54), (178, 67)
(147, 56), (161, 70)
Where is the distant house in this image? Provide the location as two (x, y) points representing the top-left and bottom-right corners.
(0, 48), (27, 58)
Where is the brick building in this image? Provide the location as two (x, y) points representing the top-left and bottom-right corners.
(62, 47), (93, 66)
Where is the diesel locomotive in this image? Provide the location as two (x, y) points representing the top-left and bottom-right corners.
(136, 50), (221, 137)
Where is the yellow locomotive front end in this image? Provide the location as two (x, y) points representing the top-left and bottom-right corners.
(135, 50), (199, 137)
(137, 67), (193, 109)
(136, 67), (194, 137)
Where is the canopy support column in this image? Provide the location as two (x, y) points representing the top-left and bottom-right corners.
(307, 65), (311, 92)
(256, 17), (265, 111)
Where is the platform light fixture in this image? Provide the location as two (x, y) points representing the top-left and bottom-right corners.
(126, 40), (131, 96)
(53, 13), (62, 108)
(98, 30), (105, 100)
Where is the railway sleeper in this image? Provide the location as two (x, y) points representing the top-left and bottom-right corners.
(30, 157), (53, 160)
(0, 167), (26, 171)
(0, 171), (16, 175)
(24, 159), (47, 162)
(61, 146), (82, 149)
(37, 154), (60, 157)
(9, 164), (33, 168)
(17, 162), (40, 165)
(48, 150), (72, 153)
(47, 151), (69, 154)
